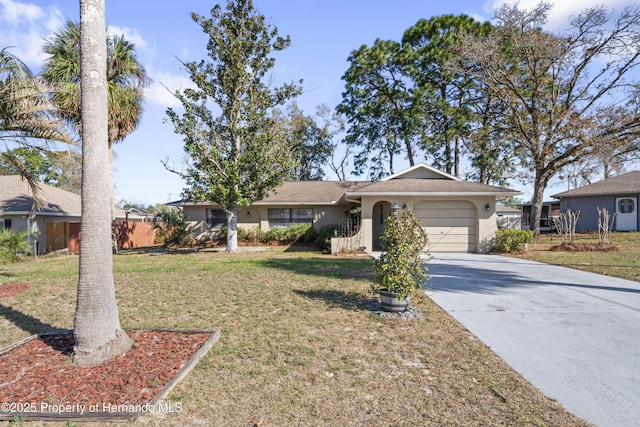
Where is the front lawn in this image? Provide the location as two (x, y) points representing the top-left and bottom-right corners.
(1, 247), (590, 426)
(507, 232), (640, 282)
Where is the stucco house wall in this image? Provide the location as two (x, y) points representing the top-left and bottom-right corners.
(358, 195), (497, 253)
(182, 203), (351, 240)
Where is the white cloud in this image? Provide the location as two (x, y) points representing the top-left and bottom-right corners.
(0, 0), (64, 69)
(109, 25), (150, 53)
(0, 0), (43, 23)
(145, 71), (195, 108)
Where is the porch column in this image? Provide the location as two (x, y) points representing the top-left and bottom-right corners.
(360, 198), (375, 253)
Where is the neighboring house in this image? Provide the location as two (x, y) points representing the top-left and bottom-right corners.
(122, 207), (156, 222)
(551, 170), (640, 232)
(496, 205), (521, 230)
(0, 175), (151, 254)
(170, 164), (520, 253)
(520, 201), (560, 233)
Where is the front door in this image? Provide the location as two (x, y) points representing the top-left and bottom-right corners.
(616, 197), (637, 231)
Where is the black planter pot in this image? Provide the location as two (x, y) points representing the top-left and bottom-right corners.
(379, 289), (409, 312)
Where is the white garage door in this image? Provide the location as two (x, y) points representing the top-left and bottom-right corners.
(414, 201), (477, 252)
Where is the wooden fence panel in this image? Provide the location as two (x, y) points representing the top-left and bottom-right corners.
(68, 222), (81, 254)
(45, 222), (70, 253)
(46, 221), (154, 254)
(116, 221), (157, 249)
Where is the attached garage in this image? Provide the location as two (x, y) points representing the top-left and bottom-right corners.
(344, 164), (520, 254)
(414, 201), (477, 252)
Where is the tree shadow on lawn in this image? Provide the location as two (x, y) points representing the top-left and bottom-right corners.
(117, 245), (223, 256)
(258, 257), (375, 281)
(292, 288), (374, 311)
(0, 303), (65, 349)
(0, 271), (17, 279)
(0, 304), (57, 335)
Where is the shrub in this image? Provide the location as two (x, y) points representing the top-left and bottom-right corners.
(237, 226), (260, 243)
(302, 224), (318, 243)
(0, 229), (31, 263)
(259, 223), (314, 244)
(315, 225), (340, 251)
(153, 208), (192, 246)
(372, 208), (429, 300)
(494, 229), (533, 253)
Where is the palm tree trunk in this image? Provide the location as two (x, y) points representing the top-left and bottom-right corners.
(73, 0), (132, 366)
(109, 144), (118, 253)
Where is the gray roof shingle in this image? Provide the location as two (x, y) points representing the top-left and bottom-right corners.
(0, 175), (81, 216)
(257, 181), (365, 204)
(552, 171), (640, 198)
(347, 178), (519, 196)
(0, 175), (132, 219)
(168, 165), (521, 206)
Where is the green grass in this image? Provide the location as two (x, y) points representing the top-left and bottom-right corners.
(1, 246), (591, 426)
(507, 232), (640, 282)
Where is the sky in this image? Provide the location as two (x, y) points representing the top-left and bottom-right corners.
(0, 0), (635, 205)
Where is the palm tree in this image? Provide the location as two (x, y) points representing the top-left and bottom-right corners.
(0, 47), (73, 193)
(73, 0), (132, 366)
(41, 20), (149, 221)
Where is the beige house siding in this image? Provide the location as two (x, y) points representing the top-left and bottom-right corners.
(357, 195), (498, 254)
(182, 204), (350, 240)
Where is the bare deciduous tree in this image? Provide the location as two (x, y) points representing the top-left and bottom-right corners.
(597, 207), (616, 245)
(462, 3), (640, 235)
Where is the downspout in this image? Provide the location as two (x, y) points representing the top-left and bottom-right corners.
(26, 214), (37, 260)
(28, 191), (37, 260)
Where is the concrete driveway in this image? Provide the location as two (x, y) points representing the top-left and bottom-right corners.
(424, 253), (640, 427)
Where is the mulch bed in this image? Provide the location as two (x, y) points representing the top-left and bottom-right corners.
(0, 282), (29, 299)
(0, 329), (219, 422)
(550, 243), (619, 252)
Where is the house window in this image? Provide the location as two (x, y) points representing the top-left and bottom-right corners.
(618, 198), (635, 214)
(291, 208), (314, 224)
(268, 208), (313, 228)
(206, 209), (226, 229)
(0, 219), (11, 230)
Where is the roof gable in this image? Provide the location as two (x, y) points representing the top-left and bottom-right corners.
(382, 163), (460, 181)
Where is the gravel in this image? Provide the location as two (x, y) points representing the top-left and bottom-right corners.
(367, 302), (423, 320)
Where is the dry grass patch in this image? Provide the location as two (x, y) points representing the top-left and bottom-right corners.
(1, 247), (591, 426)
(509, 232), (640, 282)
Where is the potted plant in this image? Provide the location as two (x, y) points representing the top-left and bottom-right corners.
(372, 205), (429, 312)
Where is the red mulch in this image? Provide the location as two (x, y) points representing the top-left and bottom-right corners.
(0, 282), (29, 299)
(0, 330), (211, 411)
